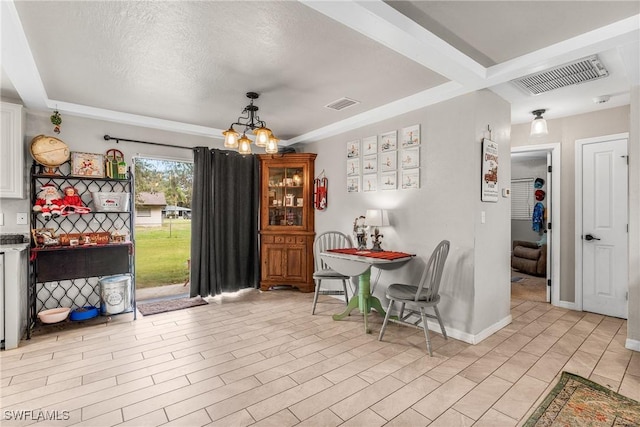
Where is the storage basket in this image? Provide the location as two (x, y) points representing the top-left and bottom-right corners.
(91, 192), (130, 212)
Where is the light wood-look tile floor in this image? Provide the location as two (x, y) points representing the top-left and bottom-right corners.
(1, 289), (638, 426)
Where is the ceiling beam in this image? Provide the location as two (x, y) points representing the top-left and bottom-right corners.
(300, 0), (486, 86)
(1, 0), (48, 110)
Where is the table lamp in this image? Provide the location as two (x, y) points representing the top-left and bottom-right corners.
(365, 209), (389, 251)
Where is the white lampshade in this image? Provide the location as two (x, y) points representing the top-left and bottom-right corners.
(365, 209), (389, 227)
(530, 109), (548, 137)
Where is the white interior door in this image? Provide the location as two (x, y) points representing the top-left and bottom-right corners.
(581, 137), (628, 319)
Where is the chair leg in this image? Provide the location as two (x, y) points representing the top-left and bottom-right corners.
(378, 299), (394, 341)
(419, 307), (433, 356)
(399, 302), (406, 319)
(311, 279), (321, 315)
(433, 305), (448, 340)
(341, 279), (350, 306)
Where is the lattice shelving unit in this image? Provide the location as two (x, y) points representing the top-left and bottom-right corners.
(29, 161), (136, 336)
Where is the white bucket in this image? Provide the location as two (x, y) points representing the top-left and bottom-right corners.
(99, 275), (131, 315)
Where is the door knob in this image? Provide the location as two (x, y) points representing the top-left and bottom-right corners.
(584, 234), (600, 241)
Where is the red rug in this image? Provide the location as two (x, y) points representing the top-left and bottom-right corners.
(327, 248), (414, 260)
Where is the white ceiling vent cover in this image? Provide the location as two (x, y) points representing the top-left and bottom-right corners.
(512, 55), (609, 95)
(325, 97), (360, 111)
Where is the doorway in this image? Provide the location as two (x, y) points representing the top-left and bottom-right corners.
(133, 156), (194, 301)
(575, 133), (628, 319)
(511, 143), (561, 305)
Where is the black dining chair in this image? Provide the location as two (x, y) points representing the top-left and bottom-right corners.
(378, 240), (450, 356)
(311, 231), (354, 315)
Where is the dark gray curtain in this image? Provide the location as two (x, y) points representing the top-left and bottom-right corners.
(190, 147), (260, 297)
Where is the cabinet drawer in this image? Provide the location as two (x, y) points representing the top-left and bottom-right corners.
(263, 235), (306, 245)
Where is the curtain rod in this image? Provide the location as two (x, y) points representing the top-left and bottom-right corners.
(103, 134), (194, 150)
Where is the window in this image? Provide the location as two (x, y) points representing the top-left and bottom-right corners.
(511, 178), (534, 220)
(136, 208), (151, 217)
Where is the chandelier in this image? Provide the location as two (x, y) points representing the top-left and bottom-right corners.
(222, 92), (279, 155)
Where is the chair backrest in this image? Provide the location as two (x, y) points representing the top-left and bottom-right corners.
(314, 231), (353, 271)
(415, 240), (450, 302)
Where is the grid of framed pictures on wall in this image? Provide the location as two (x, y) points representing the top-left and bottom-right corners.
(346, 124), (421, 192)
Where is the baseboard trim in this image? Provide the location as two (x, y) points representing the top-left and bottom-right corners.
(625, 338), (640, 352)
(427, 314), (513, 345)
(553, 300), (578, 311)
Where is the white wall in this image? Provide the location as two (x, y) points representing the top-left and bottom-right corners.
(0, 108), (224, 235)
(298, 90), (512, 342)
(511, 106), (630, 303)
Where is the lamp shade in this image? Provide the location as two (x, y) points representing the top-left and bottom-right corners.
(223, 128), (239, 148)
(530, 109), (548, 136)
(253, 127), (272, 147)
(265, 135), (279, 154)
(237, 134), (252, 154)
(365, 209), (389, 227)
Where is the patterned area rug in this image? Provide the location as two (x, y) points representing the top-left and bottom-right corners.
(137, 296), (208, 316)
(524, 372), (640, 426)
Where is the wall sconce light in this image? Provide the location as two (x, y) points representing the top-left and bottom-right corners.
(365, 209), (390, 251)
(530, 109), (548, 137)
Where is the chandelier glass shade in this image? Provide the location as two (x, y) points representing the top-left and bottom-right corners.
(223, 92), (279, 154)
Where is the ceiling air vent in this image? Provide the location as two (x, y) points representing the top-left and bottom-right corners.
(512, 55), (609, 96)
(325, 97), (360, 111)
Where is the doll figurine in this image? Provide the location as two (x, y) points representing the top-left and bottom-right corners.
(60, 186), (91, 215)
(33, 184), (63, 219)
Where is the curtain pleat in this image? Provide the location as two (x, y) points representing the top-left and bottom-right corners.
(190, 147), (260, 297)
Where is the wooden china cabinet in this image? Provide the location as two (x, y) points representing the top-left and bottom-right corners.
(258, 153), (316, 292)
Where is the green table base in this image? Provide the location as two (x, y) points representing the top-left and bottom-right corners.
(332, 268), (386, 333)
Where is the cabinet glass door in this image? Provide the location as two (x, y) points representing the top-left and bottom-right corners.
(267, 166), (304, 227)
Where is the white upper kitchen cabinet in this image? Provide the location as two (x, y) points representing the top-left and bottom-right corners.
(0, 102), (26, 199)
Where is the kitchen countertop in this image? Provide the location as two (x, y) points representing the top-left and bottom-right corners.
(0, 243), (29, 252)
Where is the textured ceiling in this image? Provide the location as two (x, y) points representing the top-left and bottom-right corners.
(1, 1), (638, 145)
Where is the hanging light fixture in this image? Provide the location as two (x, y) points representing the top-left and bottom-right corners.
(530, 109), (548, 136)
(222, 92), (279, 154)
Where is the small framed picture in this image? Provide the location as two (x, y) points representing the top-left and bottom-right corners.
(402, 124), (420, 148)
(347, 140), (360, 158)
(380, 151), (397, 172)
(363, 175), (377, 192)
(402, 169), (420, 189)
(31, 228), (59, 247)
(380, 172), (397, 190)
(401, 147), (420, 169)
(362, 136), (377, 155)
(347, 176), (360, 193)
(362, 155), (378, 174)
(379, 131), (397, 152)
(71, 152), (105, 177)
(347, 158), (360, 176)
